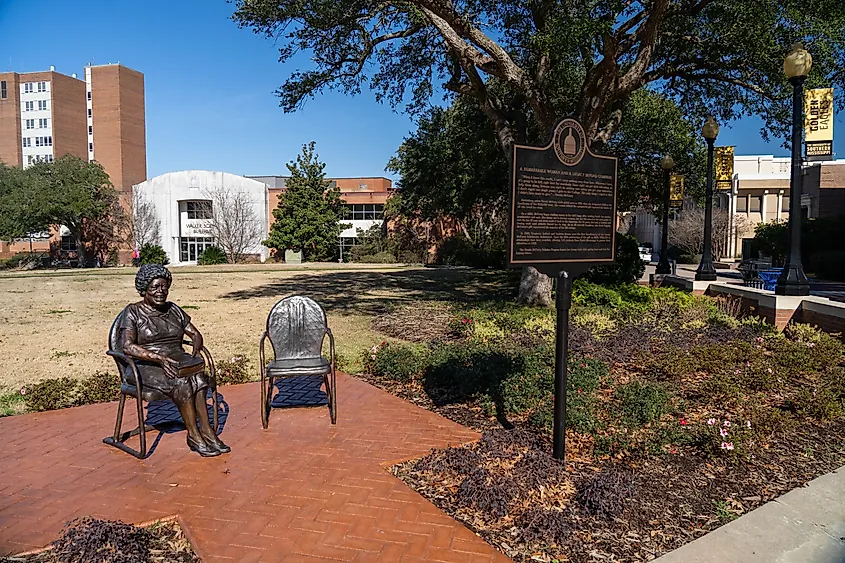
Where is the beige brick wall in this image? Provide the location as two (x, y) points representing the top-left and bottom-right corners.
(0, 73), (22, 167)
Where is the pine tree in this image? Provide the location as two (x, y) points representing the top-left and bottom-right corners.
(264, 142), (350, 261)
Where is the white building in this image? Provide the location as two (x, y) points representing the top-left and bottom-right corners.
(133, 171), (270, 266)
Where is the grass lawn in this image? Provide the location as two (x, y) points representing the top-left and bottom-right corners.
(0, 264), (514, 397)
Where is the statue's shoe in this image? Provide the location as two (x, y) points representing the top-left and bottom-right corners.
(187, 436), (221, 457)
(207, 436), (231, 454)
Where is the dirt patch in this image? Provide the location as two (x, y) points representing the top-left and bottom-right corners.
(371, 302), (455, 342)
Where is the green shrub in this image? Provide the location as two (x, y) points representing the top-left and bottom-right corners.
(23, 377), (80, 412)
(357, 251), (397, 263)
(572, 280), (623, 308)
(528, 357), (607, 434)
(435, 235), (505, 269)
(138, 244), (169, 266)
(364, 342), (427, 382)
(676, 254), (701, 264)
(76, 371), (120, 405)
(217, 355), (252, 385)
(197, 246), (228, 265)
(811, 250), (845, 281)
(791, 387), (843, 421)
(0, 252), (49, 270)
(582, 234), (646, 286)
(614, 381), (671, 427)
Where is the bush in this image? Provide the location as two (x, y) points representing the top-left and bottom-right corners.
(357, 251), (397, 263)
(614, 381), (671, 427)
(217, 355), (252, 385)
(527, 357), (608, 434)
(364, 341), (427, 382)
(76, 371), (120, 405)
(435, 235), (505, 269)
(582, 234), (645, 286)
(0, 252), (49, 270)
(138, 243), (169, 266)
(677, 253), (701, 264)
(197, 246), (228, 265)
(811, 250), (845, 282)
(23, 377), (80, 412)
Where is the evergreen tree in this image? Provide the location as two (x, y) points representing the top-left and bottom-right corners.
(264, 142), (350, 261)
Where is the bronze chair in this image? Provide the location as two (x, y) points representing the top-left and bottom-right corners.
(260, 296), (337, 428)
(103, 310), (219, 459)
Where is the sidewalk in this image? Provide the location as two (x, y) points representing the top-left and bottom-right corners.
(654, 465), (845, 563)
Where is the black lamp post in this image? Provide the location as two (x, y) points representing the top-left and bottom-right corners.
(696, 117), (720, 281)
(656, 155), (675, 275)
(776, 43), (812, 296)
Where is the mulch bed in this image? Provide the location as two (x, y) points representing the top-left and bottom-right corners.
(389, 414), (845, 562)
(1, 517), (199, 563)
(371, 303), (457, 343)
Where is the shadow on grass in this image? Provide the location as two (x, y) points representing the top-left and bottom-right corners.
(219, 268), (519, 316)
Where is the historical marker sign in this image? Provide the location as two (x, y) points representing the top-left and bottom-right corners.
(509, 118), (618, 272)
(508, 118), (618, 462)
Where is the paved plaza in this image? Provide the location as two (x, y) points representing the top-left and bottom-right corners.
(0, 374), (510, 563)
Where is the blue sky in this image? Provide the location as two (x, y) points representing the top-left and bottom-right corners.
(1, 0), (842, 182)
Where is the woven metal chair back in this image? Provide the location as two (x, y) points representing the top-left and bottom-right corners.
(266, 296), (327, 361)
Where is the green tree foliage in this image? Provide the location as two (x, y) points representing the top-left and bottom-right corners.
(138, 243), (169, 266)
(232, 0), (845, 155)
(0, 156), (125, 266)
(264, 142), (350, 261)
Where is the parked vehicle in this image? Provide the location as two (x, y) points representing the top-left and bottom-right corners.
(638, 245), (653, 263)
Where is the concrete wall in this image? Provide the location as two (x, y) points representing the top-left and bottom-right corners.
(134, 171), (269, 265)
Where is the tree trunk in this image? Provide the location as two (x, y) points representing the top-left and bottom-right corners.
(517, 266), (554, 306)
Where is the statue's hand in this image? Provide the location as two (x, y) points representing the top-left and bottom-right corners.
(162, 357), (180, 379)
(191, 334), (203, 358)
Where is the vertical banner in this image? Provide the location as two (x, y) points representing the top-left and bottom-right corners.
(714, 146), (735, 190)
(805, 88), (834, 161)
(669, 174), (685, 209)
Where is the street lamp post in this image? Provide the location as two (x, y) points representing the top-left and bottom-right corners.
(696, 117), (720, 281)
(776, 43), (812, 296)
(656, 155), (675, 275)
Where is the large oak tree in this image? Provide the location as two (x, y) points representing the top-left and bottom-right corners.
(233, 0), (845, 302)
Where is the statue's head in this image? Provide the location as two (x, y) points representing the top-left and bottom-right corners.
(135, 264), (172, 307)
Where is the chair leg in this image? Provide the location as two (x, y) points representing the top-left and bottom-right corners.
(261, 369), (269, 429)
(112, 394), (126, 441)
(135, 392), (147, 459)
(328, 369), (337, 425)
(211, 387), (219, 433)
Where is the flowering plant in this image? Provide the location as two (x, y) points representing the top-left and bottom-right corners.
(703, 415), (753, 459)
(448, 315), (475, 338)
(217, 354), (252, 385)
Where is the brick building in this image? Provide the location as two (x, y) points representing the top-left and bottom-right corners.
(133, 171), (394, 266)
(0, 63), (146, 257)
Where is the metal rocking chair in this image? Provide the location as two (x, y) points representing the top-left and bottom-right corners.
(260, 296), (337, 428)
(103, 309), (219, 459)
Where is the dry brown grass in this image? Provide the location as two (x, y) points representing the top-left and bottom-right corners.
(0, 264), (514, 392)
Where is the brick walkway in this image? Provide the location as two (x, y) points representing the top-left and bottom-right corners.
(0, 375), (511, 563)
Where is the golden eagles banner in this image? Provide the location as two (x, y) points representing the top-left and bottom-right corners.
(805, 88), (834, 160)
(669, 174), (684, 209)
(714, 146), (734, 190)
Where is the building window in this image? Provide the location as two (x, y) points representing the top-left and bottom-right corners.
(179, 237), (216, 262)
(39, 118), (48, 128)
(339, 237), (358, 259)
(1, 81), (6, 99)
(42, 154), (53, 163)
(24, 83), (32, 93)
(750, 196), (762, 213)
(89, 142), (93, 151)
(34, 136), (52, 147)
(343, 204), (384, 220)
(25, 119), (35, 129)
(27, 155), (33, 165)
(87, 91), (91, 100)
(22, 137), (31, 148)
(87, 108), (92, 118)
(736, 197), (748, 213)
(37, 81), (47, 93)
(60, 235), (77, 251)
(88, 125), (93, 135)
(185, 201), (213, 220)
(37, 100), (48, 111)
(24, 101), (34, 111)
(782, 196), (790, 212)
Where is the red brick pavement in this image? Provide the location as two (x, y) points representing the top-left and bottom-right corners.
(0, 375), (512, 563)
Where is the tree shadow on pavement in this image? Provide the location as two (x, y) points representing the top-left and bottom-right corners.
(218, 267), (519, 316)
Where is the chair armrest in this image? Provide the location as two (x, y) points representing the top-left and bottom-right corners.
(106, 350), (146, 392)
(326, 328), (336, 366)
(259, 331), (269, 370)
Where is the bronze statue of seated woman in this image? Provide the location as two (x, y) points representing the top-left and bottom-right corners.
(120, 264), (230, 457)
